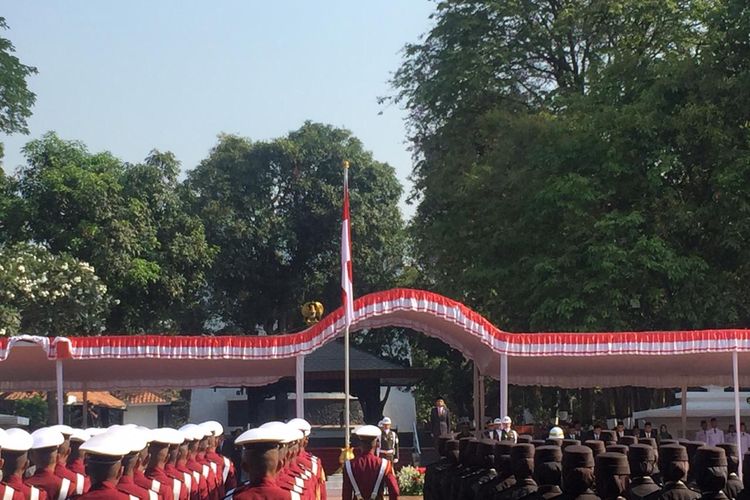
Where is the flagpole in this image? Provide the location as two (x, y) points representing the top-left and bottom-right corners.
(343, 160), (351, 450)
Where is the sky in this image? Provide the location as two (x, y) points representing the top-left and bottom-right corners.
(0, 1), (434, 218)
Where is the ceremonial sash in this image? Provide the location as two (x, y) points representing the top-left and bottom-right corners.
(75, 473), (85, 495)
(58, 477), (71, 500)
(172, 478), (182, 500)
(222, 457), (231, 484)
(3, 486), (14, 500)
(30, 487), (40, 500)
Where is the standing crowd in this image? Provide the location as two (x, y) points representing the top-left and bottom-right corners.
(0, 418), (327, 500)
(425, 418), (750, 500)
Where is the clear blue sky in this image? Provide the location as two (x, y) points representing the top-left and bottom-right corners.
(1, 1), (434, 217)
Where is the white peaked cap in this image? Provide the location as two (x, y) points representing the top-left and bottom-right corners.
(106, 427), (148, 453)
(259, 421), (285, 428)
(0, 428), (8, 448)
(31, 428), (64, 449)
(86, 428), (107, 436)
(549, 426), (564, 439)
(501, 416), (512, 424)
(236, 427), (287, 446)
(80, 432), (132, 457)
(381, 417), (392, 426)
(151, 428), (185, 446)
(4, 428), (32, 452)
(48, 424), (74, 437)
(259, 422), (301, 443)
(287, 418), (312, 437)
(70, 429), (91, 443)
(199, 421), (224, 437)
(492, 418), (503, 425)
(178, 424), (204, 441)
(354, 425), (382, 439)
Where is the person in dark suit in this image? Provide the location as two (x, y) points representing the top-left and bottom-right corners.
(430, 397), (451, 445)
(641, 422), (659, 442)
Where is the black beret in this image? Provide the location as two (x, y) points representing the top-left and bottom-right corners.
(596, 452), (631, 475)
(695, 446), (727, 467)
(659, 444), (688, 463)
(639, 438), (657, 448)
(531, 439), (547, 447)
(618, 436), (638, 446)
(494, 441), (515, 456)
(535, 445), (563, 464)
(478, 440), (496, 456)
(517, 434), (533, 444)
(628, 444), (656, 462)
(562, 439), (581, 449)
(660, 439), (678, 446)
(445, 440), (460, 452)
(458, 437), (472, 453)
(606, 444), (629, 455)
(600, 430), (616, 442)
(717, 443), (738, 459)
(563, 445), (594, 468)
(511, 443), (535, 460)
(585, 440), (606, 456)
(684, 441), (704, 461)
(545, 438), (563, 447)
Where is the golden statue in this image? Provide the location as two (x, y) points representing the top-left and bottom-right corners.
(301, 301), (325, 325)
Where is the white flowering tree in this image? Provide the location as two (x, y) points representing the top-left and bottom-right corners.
(0, 243), (111, 336)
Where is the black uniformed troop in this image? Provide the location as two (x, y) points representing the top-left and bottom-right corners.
(425, 429), (748, 500)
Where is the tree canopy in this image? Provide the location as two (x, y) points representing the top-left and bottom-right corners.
(389, 0), (750, 420)
(187, 122), (406, 333)
(0, 17), (37, 159)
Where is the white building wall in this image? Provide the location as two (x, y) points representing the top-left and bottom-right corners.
(382, 387), (416, 432)
(124, 405), (159, 428)
(190, 388), (245, 428)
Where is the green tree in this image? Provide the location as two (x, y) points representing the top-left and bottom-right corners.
(15, 133), (215, 332)
(0, 242), (110, 336)
(187, 122), (406, 333)
(389, 0), (750, 422)
(0, 17), (37, 159)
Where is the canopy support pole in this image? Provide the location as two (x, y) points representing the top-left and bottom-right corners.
(681, 384), (687, 439)
(295, 355), (305, 419)
(473, 363), (480, 436)
(500, 353), (508, 419)
(479, 373), (486, 432)
(55, 360), (64, 425)
(82, 383), (88, 427)
(733, 351), (742, 480)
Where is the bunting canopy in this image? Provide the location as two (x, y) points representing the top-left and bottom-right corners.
(1, 288), (749, 390)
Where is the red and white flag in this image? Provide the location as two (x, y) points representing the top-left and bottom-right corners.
(341, 164), (354, 326)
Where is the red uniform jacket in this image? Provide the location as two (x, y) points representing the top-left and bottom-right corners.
(55, 462), (90, 495)
(195, 453), (219, 500)
(2, 474), (48, 500)
(203, 451), (226, 497)
(342, 450), (399, 500)
(185, 458), (209, 500)
(175, 465), (195, 499)
(27, 469), (72, 500)
(67, 459), (85, 476)
(303, 452), (327, 500)
(119, 475), (158, 500)
(165, 465), (189, 500)
(78, 480), (132, 499)
(145, 467), (176, 500)
(275, 468), (308, 500)
(227, 477), (291, 500)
